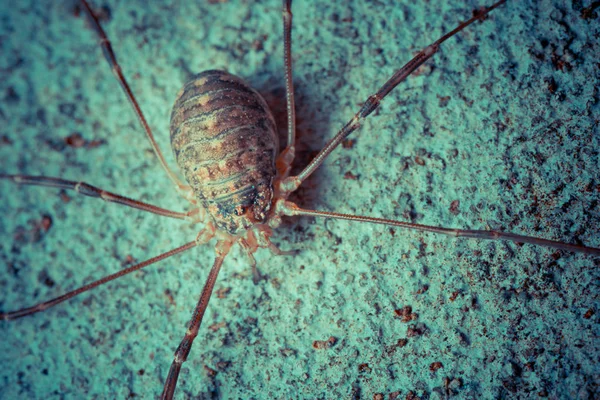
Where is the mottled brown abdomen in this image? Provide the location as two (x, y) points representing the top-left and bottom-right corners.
(170, 70), (278, 234)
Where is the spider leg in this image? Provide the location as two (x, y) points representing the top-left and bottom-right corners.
(0, 241), (198, 320)
(279, 0), (508, 194)
(279, 201), (600, 256)
(276, 0), (297, 180)
(161, 240), (233, 400)
(239, 239), (263, 284)
(79, 0), (187, 193)
(267, 241), (297, 256)
(1, 174), (196, 221)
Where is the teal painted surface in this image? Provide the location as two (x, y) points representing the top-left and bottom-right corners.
(0, 1), (598, 399)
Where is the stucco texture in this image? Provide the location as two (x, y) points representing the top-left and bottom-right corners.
(0, 1), (598, 399)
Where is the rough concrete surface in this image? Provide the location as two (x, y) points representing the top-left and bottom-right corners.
(0, 0), (599, 399)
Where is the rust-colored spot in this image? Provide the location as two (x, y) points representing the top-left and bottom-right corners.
(164, 289), (176, 306)
(122, 254), (137, 266)
(342, 139), (356, 149)
(203, 365), (217, 377)
(65, 132), (86, 148)
(216, 287), (231, 299)
(405, 390), (420, 400)
(208, 321), (226, 332)
(406, 323), (427, 337)
(524, 362), (535, 371)
(312, 336), (337, 350)
(86, 139), (106, 149)
(40, 215), (52, 232)
(216, 361), (231, 370)
(358, 363), (371, 373)
(449, 290), (460, 302)
(416, 285), (428, 295)
(438, 95), (451, 107)
(59, 191), (72, 203)
(344, 171), (359, 180)
(449, 200), (460, 215)
(252, 39), (264, 51)
(388, 391), (401, 400)
(394, 305), (418, 322)
(429, 361), (443, 372)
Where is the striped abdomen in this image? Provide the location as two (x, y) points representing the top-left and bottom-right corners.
(170, 70), (278, 235)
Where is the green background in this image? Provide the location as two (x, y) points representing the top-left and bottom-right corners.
(0, 0), (598, 398)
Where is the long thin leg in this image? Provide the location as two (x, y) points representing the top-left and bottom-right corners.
(283, 1), (296, 149)
(248, 251), (262, 285)
(279, 202), (600, 256)
(1, 174), (193, 221)
(239, 239), (262, 284)
(267, 241), (297, 256)
(79, 0), (186, 190)
(280, 0), (508, 193)
(0, 241), (198, 320)
(161, 240), (233, 400)
(275, 0), (297, 178)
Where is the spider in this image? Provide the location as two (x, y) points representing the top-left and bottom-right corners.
(1, 0), (598, 398)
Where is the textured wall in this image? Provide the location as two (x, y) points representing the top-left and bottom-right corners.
(0, 0), (598, 399)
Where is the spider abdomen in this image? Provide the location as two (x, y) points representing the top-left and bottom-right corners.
(170, 70), (278, 234)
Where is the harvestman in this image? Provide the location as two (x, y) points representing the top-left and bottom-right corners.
(1, 0), (599, 398)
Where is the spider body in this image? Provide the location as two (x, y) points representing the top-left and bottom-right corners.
(170, 70), (278, 234)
